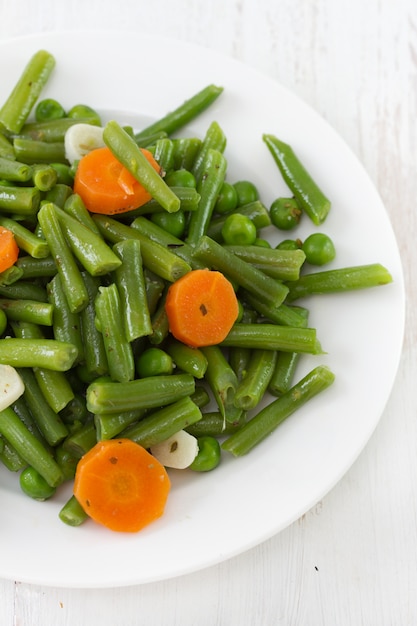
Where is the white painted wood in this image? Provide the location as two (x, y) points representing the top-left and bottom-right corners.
(0, 0), (415, 623)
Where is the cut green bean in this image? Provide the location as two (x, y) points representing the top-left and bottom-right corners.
(31, 163), (58, 191)
(0, 338), (78, 370)
(62, 418), (97, 458)
(17, 116), (100, 142)
(0, 132), (15, 160)
(94, 408), (147, 441)
(285, 264), (393, 302)
(220, 323), (322, 354)
(0, 156), (32, 182)
(113, 239), (152, 341)
(0, 298), (53, 326)
(16, 255), (57, 280)
(234, 349), (278, 411)
(187, 149), (227, 245)
(191, 121), (227, 186)
(47, 273), (84, 363)
(0, 265), (23, 287)
(134, 84), (223, 140)
(0, 215), (49, 258)
(59, 495), (88, 527)
(63, 193), (101, 234)
(37, 203), (88, 313)
(53, 204), (122, 276)
(193, 235), (289, 308)
(121, 396), (201, 448)
(172, 137), (202, 170)
(129, 187), (201, 215)
(79, 271), (108, 378)
(224, 245), (306, 281)
(13, 138), (67, 164)
(0, 279), (48, 302)
(263, 134), (331, 225)
(0, 185), (40, 216)
(269, 308), (309, 396)
(103, 120), (180, 213)
(165, 337), (208, 379)
(201, 345), (242, 423)
(92, 214), (191, 282)
(17, 367), (69, 446)
(0, 50), (55, 134)
(186, 410), (246, 438)
(153, 137), (175, 172)
(86, 373), (195, 414)
(94, 283), (135, 383)
(222, 365), (335, 456)
(0, 406), (64, 486)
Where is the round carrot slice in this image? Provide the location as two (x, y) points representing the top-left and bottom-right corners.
(73, 438), (171, 533)
(165, 268), (239, 348)
(73, 146), (160, 215)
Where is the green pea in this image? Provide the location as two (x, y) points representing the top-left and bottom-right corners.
(221, 213), (257, 245)
(254, 238), (271, 248)
(35, 98), (66, 122)
(276, 238), (302, 251)
(0, 309), (7, 335)
(270, 197), (302, 230)
(164, 169), (196, 188)
(302, 233), (336, 265)
(136, 347), (174, 378)
(233, 180), (259, 206)
(189, 436), (221, 471)
(150, 209), (186, 238)
(215, 181), (238, 214)
(19, 466), (57, 501)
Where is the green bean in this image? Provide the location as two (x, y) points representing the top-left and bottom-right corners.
(0, 215), (49, 258)
(186, 149), (227, 245)
(0, 184), (40, 217)
(15, 256), (57, 280)
(63, 193), (101, 235)
(13, 138), (67, 164)
(186, 411), (247, 438)
(0, 50), (55, 134)
(134, 130), (168, 148)
(0, 298), (53, 326)
(190, 385), (211, 409)
(59, 392), (89, 425)
(103, 120), (180, 213)
(37, 203), (88, 313)
(130, 187), (201, 215)
(0, 435), (26, 471)
(201, 345), (242, 423)
(0, 266), (24, 290)
(62, 418), (97, 458)
(94, 408), (147, 441)
(149, 289), (170, 345)
(0, 156), (32, 182)
(59, 495), (88, 527)
(263, 134), (331, 226)
(53, 204), (122, 276)
(31, 163), (58, 191)
(86, 373), (195, 415)
(47, 273), (84, 363)
(121, 396), (201, 448)
(79, 271), (108, 378)
(0, 132), (15, 160)
(0, 338), (78, 370)
(113, 239), (152, 342)
(0, 279), (48, 302)
(191, 121), (227, 186)
(43, 183), (72, 208)
(94, 283), (135, 383)
(269, 308), (309, 396)
(11, 395), (47, 445)
(192, 235), (289, 309)
(221, 323), (322, 354)
(17, 367), (69, 446)
(222, 365), (335, 456)
(241, 293), (308, 327)
(153, 137), (175, 172)
(234, 349), (278, 411)
(54, 445), (79, 480)
(223, 245), (306, 281)
(130, 215), (202, 269)
(285, 263), (393, 302)
(207, 200), (271, 241)
(16, 116), (100, 142)
(134, 84), (223, 141)
(164, 337), (208, 379)
(144, 269), (165, 316)
(92, 214), (191, 282)
(51, 162), (73, 186)
(172, 137), (202, 170)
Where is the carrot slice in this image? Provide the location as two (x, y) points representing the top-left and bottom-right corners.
(73, 438), (171, 533)
(73, 146), (160, 215)
(0, 225), (19, 273)
(165, 268), (239, 348)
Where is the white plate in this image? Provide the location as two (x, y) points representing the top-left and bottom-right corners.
(0, 31), (405, 588)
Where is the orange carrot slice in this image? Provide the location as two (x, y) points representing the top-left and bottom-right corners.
(0, 225), (19, 273)
(73, 146), (160, 215)
(73, 438), (171, 533)
(165, 268), (239, 348)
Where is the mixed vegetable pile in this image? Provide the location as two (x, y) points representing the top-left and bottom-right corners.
(0, 50), (393, 533)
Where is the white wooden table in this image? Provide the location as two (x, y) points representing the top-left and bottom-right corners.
(0, 0), (415, 623)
